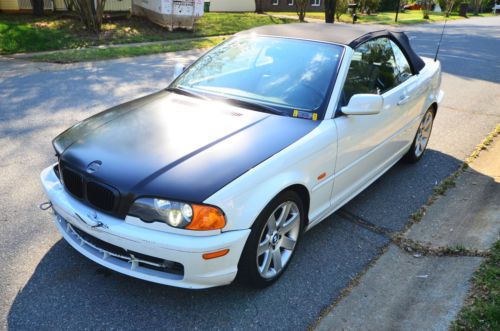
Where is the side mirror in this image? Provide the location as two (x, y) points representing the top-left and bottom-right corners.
(172, 63), (186, 80)
(341, 94), (383, 115)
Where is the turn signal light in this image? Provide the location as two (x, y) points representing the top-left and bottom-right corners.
(185, 205), (226, 231)
(203, 249), (230, 260)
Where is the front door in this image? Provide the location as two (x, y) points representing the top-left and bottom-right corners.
(331, 37), (416, 209)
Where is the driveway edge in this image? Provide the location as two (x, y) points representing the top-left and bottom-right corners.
(313, 123), (500, 330)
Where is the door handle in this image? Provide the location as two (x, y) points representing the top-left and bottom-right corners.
(397, 95), (410, 106)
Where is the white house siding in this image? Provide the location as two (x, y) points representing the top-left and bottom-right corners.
(0, 0), (20, 10)
(0, 0), (130, 11)
(209, 0), (255, 12)
(104, 0), (131, 11)
(54, 0), (66, 10)
(18, 0), (53, 9)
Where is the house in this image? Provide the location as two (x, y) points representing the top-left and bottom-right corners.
(262, 0), (324, 12)
(209, 0), (255, 12)
(0, 0), (131, 12)
(203, 0), (324, 13)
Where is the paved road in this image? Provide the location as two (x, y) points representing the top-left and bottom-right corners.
(1, 16), (499, 330)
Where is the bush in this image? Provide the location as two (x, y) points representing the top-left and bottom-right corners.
(336, 0), (349, 19)
(66, 0), (107, 34)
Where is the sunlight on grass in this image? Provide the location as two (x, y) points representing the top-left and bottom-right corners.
(453, 241), (500, 330)
(0, 13), (294, 54)
(26, 36), (227, 63)
(267, 10), (482, 24)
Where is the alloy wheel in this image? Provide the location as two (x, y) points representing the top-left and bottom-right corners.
(256, 201), (301, 279)
(414, 111), (433, 157)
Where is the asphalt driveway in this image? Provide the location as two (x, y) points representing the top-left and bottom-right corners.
(1, 16), (499, 330)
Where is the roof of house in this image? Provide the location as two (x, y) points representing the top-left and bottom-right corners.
(237, 23), (426, 74)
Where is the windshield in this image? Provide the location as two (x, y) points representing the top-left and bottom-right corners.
(171, 36), (344, 118)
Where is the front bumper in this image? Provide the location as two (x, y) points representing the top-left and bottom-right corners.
(40, 165), (250, 289)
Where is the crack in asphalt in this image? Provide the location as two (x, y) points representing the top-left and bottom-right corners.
(337, 209), (393, 237)
(338, 207), (490, 258)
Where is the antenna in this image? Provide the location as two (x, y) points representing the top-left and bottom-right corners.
(434, 17), (448, 62)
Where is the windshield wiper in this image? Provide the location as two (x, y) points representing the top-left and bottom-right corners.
(222, 98), (284, 116)
(166, 87), (208, 100)
(167, 87), (283, 115)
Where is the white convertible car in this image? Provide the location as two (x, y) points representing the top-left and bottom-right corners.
(41, 23), (443, 289)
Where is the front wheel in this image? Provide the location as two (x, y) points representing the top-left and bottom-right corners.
(405, 108), (435, 163)
(237, 191), (304, 288)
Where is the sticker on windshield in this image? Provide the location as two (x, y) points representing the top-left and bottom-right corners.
(293, 109), (318, 121)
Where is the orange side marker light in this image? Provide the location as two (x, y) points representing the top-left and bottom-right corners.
(202, 249), (230, 260)
(317, 172), (327, 180)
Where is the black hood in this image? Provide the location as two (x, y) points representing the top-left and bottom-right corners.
(54, 91), (319, 218)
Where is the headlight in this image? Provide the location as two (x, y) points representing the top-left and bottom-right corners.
(129, 198), (226, 231)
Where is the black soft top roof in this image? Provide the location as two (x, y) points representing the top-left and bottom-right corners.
(237, 23), (426, 74)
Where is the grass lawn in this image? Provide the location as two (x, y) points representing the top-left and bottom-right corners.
(268, 10), (494, 24)
(453, 240), (500, 330)
(0, 12), (294, 55)
(26, 36), (226, 63)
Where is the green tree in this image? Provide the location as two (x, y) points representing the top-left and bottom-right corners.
(30, 0), (44, 16)
(358, 0), (380, 13)
(421, 0), (433, 18)
(66, 0), (107, 34)
(443, 0), (456, 16)
(336, 0), (349, 19)
(255, 0), (263, 13)
(325, 0), (336, 22)
(470, 0), (484, 14)
(295, 0), (308, 22)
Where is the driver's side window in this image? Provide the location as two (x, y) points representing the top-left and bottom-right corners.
(342, 38), (399, 106)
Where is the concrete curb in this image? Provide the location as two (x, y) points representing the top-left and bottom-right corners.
(7, 35), (230, 59)
(314, 129), (500, 330)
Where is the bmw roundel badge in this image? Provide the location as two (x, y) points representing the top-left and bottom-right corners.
(86, 160), (102, 174)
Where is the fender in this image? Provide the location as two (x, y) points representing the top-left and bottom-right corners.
(205, 120), (338, 231)
(421, 58), (444, 115)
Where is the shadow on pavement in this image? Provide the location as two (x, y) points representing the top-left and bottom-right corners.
(405, 21), (500, 84)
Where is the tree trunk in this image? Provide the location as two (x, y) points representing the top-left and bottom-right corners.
(472, 0), (482, 15)
(295, 0), (307, 22)
(395, 0), (401, 22)
(31, 0), (44, 16)
(255, 0), (263, 14)
(325, 0), (336, 23)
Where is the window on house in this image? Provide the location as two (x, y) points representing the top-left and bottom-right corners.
(272, 0), (279, 5)
(311, 0), (321, 6)
(288, 0), (294, 5)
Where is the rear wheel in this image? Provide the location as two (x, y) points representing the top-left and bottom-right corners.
(237, 191), (304, 288)
(405, 108), (435, 163)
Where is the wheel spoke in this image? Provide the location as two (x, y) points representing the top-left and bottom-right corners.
(424, 113), (433, 127)
(415, 141), (422, 156)
(280, 236), (296, 251)
(422, 127), (431, 138)
(279, 213), (299, 235)
(260, 251), (272, 274)
(276, 203), (291, 228)
(267, 214), (277, 232)
(272, 248), (282, 272)
(257, 236), (270, 256)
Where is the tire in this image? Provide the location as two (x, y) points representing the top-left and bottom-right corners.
(404, 107), (435, 163)
(237, 191), (304, 288)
